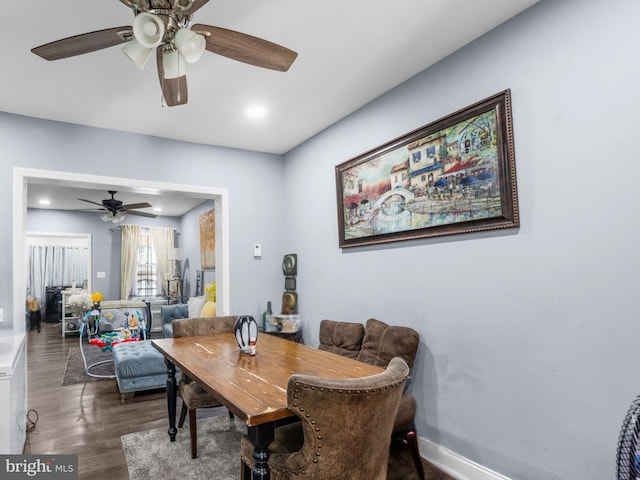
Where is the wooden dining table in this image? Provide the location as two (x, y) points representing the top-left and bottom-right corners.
(151, 332), (383, 480)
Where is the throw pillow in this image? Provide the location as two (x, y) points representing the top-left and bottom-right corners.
(200, 300), (217, 317)
(187, 296), (206, 318)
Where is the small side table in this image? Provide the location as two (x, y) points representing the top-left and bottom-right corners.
(262, 329), (304, 344)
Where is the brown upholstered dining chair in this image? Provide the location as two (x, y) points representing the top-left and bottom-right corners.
(319, 318), (424, 479)
(171, 315), (238, 459)
(240, 357), (409, 480)
(318, 319), (364, 359)
(357, 318), (423, 479)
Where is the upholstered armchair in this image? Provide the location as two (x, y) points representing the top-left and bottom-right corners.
(319, 318), (424, 479)
(171, 315), (237, 458)
(240, 357), (409, 480)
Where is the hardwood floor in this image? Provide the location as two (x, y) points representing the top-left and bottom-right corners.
(24, 322), (169, 480)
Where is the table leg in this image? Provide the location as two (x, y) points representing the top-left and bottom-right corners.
(248, 422), (274, 480)
(165, 359), (177, 442)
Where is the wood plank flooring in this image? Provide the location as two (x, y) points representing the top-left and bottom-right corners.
(24, 322), (169, 480)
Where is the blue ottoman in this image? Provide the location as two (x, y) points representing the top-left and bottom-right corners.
(112, 341), (167, 397)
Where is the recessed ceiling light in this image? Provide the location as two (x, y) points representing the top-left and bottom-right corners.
(39, 199), (51, 206)
(247, 105), (267, 119)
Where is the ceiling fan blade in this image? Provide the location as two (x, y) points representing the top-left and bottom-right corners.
(125, 210), (158, 218)
(191, 24), (297, 72)
(78, 198), (107, 207)
(121, 202), (152, 210)
(32, 27), (132, 61)
(156, 47), (188, 106)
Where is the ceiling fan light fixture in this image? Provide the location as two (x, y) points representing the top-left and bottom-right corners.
(162, 47), (187, 79)
(174, 28), (206, 63)
(100, 212), (114, 223)
(122, 38), (153, 70)
(133, 12), (165, 49)
(112, 212), (126, 224)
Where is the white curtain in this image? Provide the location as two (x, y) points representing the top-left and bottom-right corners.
(149, 226), (175, 295)
(120, 225), (141, 300)
(28, 245), (89, 313)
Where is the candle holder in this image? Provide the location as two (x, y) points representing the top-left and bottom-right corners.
(234, 315), (258, 354)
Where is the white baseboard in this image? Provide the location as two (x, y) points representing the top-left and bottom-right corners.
(418, 437), (512, 480)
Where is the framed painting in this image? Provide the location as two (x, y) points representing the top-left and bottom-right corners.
(335, 89), (519, 248)
(199, 209), (215, 269)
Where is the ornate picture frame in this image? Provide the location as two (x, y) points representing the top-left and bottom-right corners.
(335, 90), (519, 248)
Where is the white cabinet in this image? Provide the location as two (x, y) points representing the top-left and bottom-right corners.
(61, 289), (86, 337)
(0, 335), (26, 454)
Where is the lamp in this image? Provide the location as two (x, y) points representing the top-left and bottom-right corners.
(162, 45), (187, 79)
(132, 12), (165, 48)
(122, 12), (165, 70)
(168, 247), (183, 279)
(174, 28), (206, 63)
(100, 211), (126, 223)
(122, 38), (153, 70)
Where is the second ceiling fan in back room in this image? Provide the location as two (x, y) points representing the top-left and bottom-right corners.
(77, 190), (157, 224)
(31, 0), (298, 106)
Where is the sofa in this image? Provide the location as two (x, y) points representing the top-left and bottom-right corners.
(161, 303), (188, 338)
(160, 296), (216, 337)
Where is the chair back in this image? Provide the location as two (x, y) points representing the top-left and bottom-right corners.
(269, 357), (409, 480)
(318, 319), (365, 359)
(171, 315), (237, 338)
(357, 318), (420, 369)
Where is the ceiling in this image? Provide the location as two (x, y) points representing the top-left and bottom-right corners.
(1, 0), (539, 156)
(27, 182), (206, 217)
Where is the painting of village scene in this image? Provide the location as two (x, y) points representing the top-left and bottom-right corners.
(336, 91), (518, 247)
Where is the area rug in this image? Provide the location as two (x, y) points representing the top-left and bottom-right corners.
(62, 344), (115, 385)
(121, 414), (455, 480)
(121, 415), (246, 480)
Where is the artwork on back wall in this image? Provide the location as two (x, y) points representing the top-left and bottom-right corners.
(200, 209), (215, 269)
(335, 89), (519, 248)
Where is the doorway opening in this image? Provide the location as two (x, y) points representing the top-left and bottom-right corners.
(13, 167), (230, 336)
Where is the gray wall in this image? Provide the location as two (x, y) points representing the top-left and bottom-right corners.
(179, 199), (217, 297)
(283, 0), (639, 479)
(1, 116), (287, 327)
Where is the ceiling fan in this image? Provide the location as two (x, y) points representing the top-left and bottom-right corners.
(30, 0), (298, 106)
(78, 190), (157, 223)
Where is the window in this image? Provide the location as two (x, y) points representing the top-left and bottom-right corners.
(135, 228), (157, 297)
